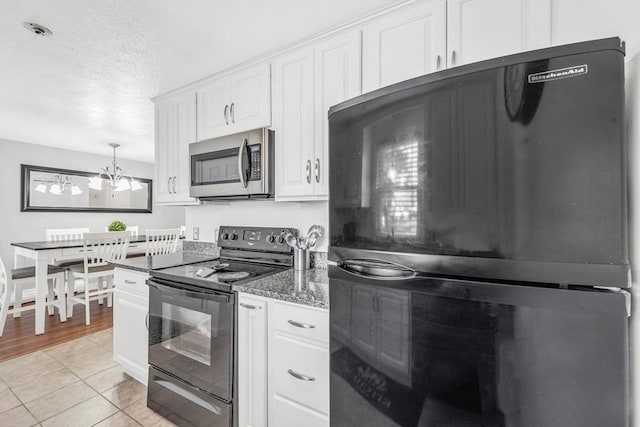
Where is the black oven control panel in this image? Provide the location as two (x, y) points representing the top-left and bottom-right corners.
(218, 226), (297, 253)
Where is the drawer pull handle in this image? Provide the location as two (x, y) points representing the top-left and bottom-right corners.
(287, 369), (315, 382)
(239, 303), (262, 310)
(288, 320), (315, 329)
(124, 280), (136, 284)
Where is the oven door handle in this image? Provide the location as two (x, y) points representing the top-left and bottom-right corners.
(147, 280), (232, 304)
(238, 137), (250, 189)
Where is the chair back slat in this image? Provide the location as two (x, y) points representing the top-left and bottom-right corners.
(146, 228), (181, 256)
(82, 232), (130, 273)
(46, 228), (90, 242)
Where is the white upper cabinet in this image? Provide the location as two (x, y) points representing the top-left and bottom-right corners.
(154, 91), (200, 205)
(447, 0), (551, 67)
(197, 62), (271, 141)
(272, 47), (316, 199)
(196, 77), (229, 140)
(274, 31), (361, 201)
(314, 30), (362, 198)
(362, 0), (446, 92)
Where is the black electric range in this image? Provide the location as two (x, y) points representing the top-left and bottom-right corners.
(146, 226), (296, 427)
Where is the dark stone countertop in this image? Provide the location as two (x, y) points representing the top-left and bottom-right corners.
(111, 251), (219, 273)
(233, 268), (329, 310)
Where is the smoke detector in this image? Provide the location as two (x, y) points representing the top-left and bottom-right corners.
(23, 22), (52, 37)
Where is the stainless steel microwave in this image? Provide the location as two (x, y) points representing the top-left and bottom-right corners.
(189, 128), (274, 200)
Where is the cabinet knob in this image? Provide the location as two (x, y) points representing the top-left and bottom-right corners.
(230, 103), (235, 123)
(224, 104), (229, 125)
(306, 160), (312, 184)
(451, 50), (457, 66)
(314, 158), (320, 183)
(436, 54), (441, 70)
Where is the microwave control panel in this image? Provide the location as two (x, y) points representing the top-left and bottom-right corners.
(249, 144), (261, 181)
(218, 226), (297, 253)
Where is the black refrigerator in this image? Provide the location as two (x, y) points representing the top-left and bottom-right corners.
(328, 37), (630, 427)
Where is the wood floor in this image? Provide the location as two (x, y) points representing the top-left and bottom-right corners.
(0, 300), (113, 363)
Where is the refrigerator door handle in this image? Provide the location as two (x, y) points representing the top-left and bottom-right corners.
(338, 259), (416, 279)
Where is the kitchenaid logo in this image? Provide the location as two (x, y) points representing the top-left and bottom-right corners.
(527, 64), (588, 83)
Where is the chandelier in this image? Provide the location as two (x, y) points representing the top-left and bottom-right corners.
(34, 174), (82, 195)
(89, 143), (142, 192)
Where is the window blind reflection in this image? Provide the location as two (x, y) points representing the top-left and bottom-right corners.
(376, 140), (419, 237)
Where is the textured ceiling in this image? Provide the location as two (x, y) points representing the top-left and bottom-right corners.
(0, 0), (401, 162)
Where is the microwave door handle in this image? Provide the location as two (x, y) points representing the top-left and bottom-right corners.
(238, 137), (249, 188)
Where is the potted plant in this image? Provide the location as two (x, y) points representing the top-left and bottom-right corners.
(108, 220), (127, 232)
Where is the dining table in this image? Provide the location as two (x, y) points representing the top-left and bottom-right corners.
(11, 235), (149, 335)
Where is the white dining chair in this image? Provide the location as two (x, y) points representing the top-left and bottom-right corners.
(46, 228), (90, 242)
(146, 228), (181, 256)
(67, 231), (129, 325)
(44, 227), (90, 312)
(0, 257), (66, 336)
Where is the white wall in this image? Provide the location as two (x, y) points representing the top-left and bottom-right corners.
(0, 138), (185, 264)
(185, 201), (328, 251)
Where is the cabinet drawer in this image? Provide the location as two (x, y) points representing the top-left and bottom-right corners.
(272, 301), (329, 344)
(271, 395), (328, 427)
(271, 334), (329, 414)
(114, 269), (149, 297)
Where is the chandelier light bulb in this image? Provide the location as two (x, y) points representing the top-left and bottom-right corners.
(49, 183), (61, 195)
(35, 183), (47, 193)
(71, 185), (82, 195)
(130, 179), (143, 191)
(88, 176), (103, 190)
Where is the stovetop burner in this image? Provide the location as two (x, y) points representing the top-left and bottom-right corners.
(216, 271), (251, 281)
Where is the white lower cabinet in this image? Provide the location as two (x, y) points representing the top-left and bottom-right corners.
(113, 268), (149, 385)
(238, 295), (268, 427)
(237, 293), (329, 427)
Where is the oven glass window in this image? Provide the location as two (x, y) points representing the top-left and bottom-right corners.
(161, 303), (212, 366)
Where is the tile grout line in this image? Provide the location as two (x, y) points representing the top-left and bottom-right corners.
(2, 328), (149, 427)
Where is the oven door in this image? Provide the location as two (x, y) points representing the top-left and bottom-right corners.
(148, 278), (234, 401)
(190, 129), (270, 198)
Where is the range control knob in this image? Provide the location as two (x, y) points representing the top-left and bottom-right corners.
(221, 232), (229, 241)
(230, 233), (238, 241)
(266, 235), (276, 244)
(276, 235), (285, 244)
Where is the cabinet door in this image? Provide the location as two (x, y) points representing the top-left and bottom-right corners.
(362, 0), (446, 92)
(238, 295), (268, 427)
(173, 91), (198, 203)
(272, 47), (316, 199)
(113, 288), (149, 385)
(155, 100), (175, 203)
(314, 31), (361, 198)
(447, 0), (551, 67)
(230, 63), (271, 134)
(197, 76), (231, 141)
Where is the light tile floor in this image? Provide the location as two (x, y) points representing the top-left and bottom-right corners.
(0, 328), (175, 427)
